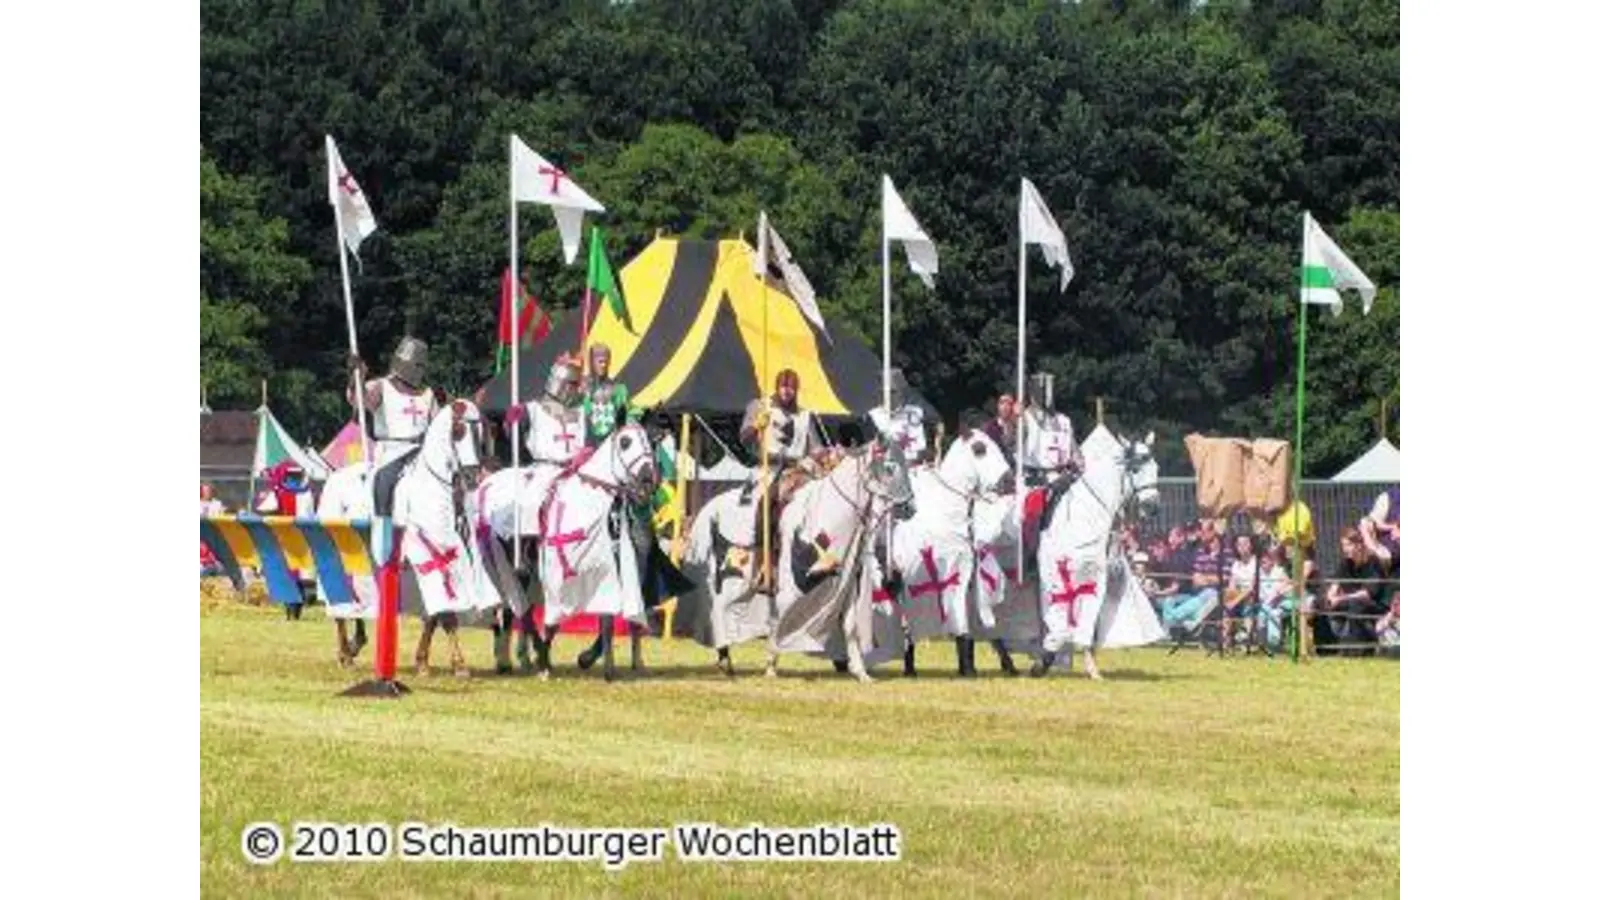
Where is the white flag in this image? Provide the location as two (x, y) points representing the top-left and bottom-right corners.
(1301, 212), (1377, 316)
(1020, 177), (1074, 291)
(882, 175), (938, 289)
(325, 135), (378, 260)
(756, 211), (829, 341)
(510, 134), (605, 265)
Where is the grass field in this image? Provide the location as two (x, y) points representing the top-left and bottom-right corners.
(200, 602), (1399, 898)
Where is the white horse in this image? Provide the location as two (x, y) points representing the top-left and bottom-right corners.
(1010, 428), (1163, 678)
(872, 425), (1015, 676)
(761, 439), (918, 683)
(314, 461), (379, 668)
(676, 438), (916, 678)
(384, 398), (494, 676)
(532, 421), (663, 681)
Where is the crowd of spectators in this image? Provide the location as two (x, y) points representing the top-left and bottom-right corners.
(1124, 486), (1400, 656)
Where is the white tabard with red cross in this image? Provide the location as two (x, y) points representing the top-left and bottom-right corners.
(1038, 552), (1103, 653)
(401, 523), (492, 618)
(537, 477), (647, 627)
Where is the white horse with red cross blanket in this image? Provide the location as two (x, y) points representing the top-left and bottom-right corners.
(534, 421), (660, 669)
(392, 398), (497, 675)
(866, 425), (1015, 674)
(1000, 427), (1164, 678)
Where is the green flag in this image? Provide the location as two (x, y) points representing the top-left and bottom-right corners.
(587, 226), (633, 333)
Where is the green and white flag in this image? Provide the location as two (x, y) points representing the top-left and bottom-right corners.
(1301, 212), (1377, 316)
(252, 405), (331, 480)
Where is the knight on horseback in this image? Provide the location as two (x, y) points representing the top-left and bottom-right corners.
(491, 352), (585, 670)
(738, 368), (825, 594)
(1020, 371), (1085, 541)
(865, 368), (929, 467)
(348, 336), (439, 516)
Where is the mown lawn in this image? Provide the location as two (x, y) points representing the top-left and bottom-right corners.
(200, 602), (1398, 898)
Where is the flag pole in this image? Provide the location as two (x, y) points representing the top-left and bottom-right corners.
(881, 182), (894, 573)
(758, 218), (772, 596)
(1015, 177), (1028, 578)
(580, 226), (595, 362)
(509, 135), (523, 570)
(328, 137), (372, 471)
(1290, 213), (1311, 663)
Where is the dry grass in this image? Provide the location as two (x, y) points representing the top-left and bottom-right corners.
(201, 602), (1398, 898)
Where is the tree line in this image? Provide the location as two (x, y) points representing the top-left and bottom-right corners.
(200, 0), (1399, 476)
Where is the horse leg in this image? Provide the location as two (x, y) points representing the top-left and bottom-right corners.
(844, 610), (874, 685)
(415, 615), (438, 677)
(902, 636), (917, 678)
(601, 617), (617, 683)
(716, 645), (735, 678)
(629, 622), (643, 672)
(538, 622), (559, 681)
(442, 613), (469, 679)
(516, 608), (538, 674)
(492, 607), (513, 675)
(351, 619), (368, 657)
(992, 639), (1019, 677)
(335, 619), (353, 668)
(577, 630), (605, 670)
(1080, 646), (1103, 681)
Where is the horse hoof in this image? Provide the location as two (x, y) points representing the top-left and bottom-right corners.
(716, 658), (735, 678)
(832, 659), (850, 674)
(852, 669), (874, 684)
(416, 665), (432, 678)
(454, 667), (471, 680)
(537, 669), (551, 682)
(764, 666), (778, 679)
(577, 651), (599, 671)
(337, 653), (353, 669)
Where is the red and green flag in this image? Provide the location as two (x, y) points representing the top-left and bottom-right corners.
(496, 267), (551, 373)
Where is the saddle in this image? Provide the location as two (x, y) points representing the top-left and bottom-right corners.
(372, 447), (421, 517)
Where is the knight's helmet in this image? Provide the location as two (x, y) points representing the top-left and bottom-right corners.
(390, 336), (429, 389)
(1027, 372), (1054, 411)
(546, 353), (580, 403)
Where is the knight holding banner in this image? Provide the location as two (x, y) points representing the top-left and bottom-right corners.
(348, 336), (439, 514)
(738, 368), (823, 592)
(865, 368), (929, 466)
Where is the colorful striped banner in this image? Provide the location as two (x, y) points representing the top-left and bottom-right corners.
(201, 515), (395, 607)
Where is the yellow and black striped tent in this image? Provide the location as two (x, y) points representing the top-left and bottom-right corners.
(479, 237), (931, 418)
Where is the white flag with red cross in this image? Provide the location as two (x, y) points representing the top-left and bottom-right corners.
(325, 135), (378, 261)
(511, 134), (605, 265)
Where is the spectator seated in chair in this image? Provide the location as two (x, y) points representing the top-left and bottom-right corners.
(1160, 520), (1223, 638)
(1221, 533), (1262, 649)
(1313, 526), (1395, 656)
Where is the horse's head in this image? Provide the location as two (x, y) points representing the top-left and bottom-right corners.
(592, 421), (659, 503)
(1114, 430), (1161, 520)
(424, 398), (485, 485)
(866, 434), (917, 521)
(941, 420), (1015, 496)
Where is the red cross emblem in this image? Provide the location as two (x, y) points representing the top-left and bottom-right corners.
(538, 164), (567, 195)
(337, 170), (360, 197)
(977, 547), (1018, 593)
(908, 546), (959, 622)
(415, 531), (460, 601)
(1049, 559), (1096, 628)
(400, 397), (429, 428)
(543, 500), (586, 582)
(553, 419), (580, 455)
(1046, 434), (1071, 469)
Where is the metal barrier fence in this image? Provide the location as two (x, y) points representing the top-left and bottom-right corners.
(1145, 478), (1396, 570)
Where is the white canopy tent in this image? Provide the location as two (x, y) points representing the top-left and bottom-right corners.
(1331, 437), (1400, 483)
